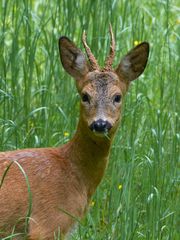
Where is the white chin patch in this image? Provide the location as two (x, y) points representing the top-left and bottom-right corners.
(93, 130), (109, 138)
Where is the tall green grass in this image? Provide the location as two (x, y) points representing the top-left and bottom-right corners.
(0, 0), (179, 239)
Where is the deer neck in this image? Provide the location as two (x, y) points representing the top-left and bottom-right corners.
(64, 119), (113, 198)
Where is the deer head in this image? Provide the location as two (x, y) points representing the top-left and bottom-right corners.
(59, 26), (149, 140)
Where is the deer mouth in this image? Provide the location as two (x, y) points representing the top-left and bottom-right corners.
(89, 119), (112, 135)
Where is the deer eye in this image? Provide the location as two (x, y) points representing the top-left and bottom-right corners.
(113, 94), (121, 103)
(82, 93), (90, 103)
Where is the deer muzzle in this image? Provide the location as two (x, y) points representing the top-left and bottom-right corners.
(89, 119), (112, 133)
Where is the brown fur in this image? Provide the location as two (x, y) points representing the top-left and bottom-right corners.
(0, 32), (149, 239)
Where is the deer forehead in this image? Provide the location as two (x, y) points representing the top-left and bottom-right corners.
(83, 71), (121, 96)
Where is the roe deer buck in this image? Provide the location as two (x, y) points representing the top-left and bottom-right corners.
(0, 26), (149, 239)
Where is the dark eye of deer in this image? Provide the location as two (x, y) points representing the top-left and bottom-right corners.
(114, 94), (121, 103)
(82, 93), (90, 103)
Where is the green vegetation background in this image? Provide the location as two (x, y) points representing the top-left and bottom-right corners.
(0, 0), (179, 239)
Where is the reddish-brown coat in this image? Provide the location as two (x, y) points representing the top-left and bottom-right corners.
(0, 126), (111, 239)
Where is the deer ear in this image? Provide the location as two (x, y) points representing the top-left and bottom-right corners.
(116, 42), (149, 82)
(59, 37), (89, 79)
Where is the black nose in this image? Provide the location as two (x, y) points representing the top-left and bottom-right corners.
(90, 119), (112, 133)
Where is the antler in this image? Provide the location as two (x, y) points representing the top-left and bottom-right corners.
(82, 25), (115, 72)
(82, 31), (100, 71)
(103, 24), (115, 71)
